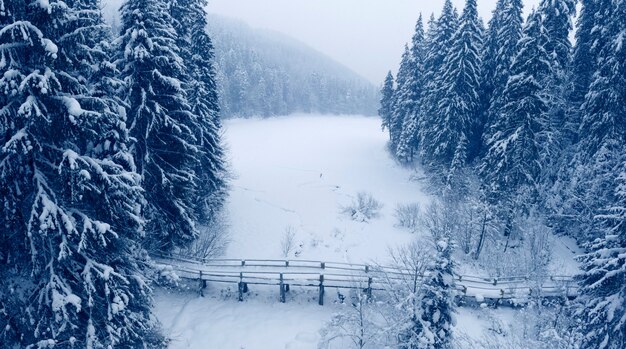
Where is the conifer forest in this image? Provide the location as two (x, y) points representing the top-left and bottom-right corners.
(0, 0), (624, 348)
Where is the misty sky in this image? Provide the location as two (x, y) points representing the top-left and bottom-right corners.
(206, 0), (542, 84)
(103, 0), (542, 84)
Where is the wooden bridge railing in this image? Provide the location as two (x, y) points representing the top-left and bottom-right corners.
(155, 254), (578, 306)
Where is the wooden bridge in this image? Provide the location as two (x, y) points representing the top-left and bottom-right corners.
(155, 255), (578, 307)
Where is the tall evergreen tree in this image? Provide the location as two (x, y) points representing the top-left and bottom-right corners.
(550, 0), (611, 236)
(420, 238), (455, 349)
(575, 161), (626, 349)
(379, 71), (395, 132)
(419, 0), (459, 164)
(117, 0), (200, 252)
(481, 10), (551, 201)
(481, 0), (524, 150)
(421, 0), (483, 169)
(558, 0), (626, 243)
(570, 0), (600, 109)
(396, 15), (426, 163)
(0, 0), (164, 346)
(480, 0), (506, 121)
(538, 0), (576, 76)
(389, 45), (413, 151)
(172, 0), (228, 225)
(561, 3), (626, 341)
(537, 0), (577, 172)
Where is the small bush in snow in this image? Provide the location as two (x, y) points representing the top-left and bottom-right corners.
(394, 203), (421, 231)
(280, 225), (297, 257)
(341, 192), (383, 222)
(182, 212), (230, 260)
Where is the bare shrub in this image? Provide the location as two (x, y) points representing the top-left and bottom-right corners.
(182, 212), (230, 260)
(341, 192), (383, 222)
(418, 201), (460, 242)
(394, 203), (421, 232)
(280, 225), (297, 257)
(318, 292), (387, 349)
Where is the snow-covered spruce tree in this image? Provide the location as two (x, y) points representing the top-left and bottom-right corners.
(421, 0), (482, 170)
(558, 0), (626, 244)
(389, 45), (414, 152)
(0, 1), (164, 347)
(379, 71), (395, 132)
(548, 0), (617, 238)
(396, 15), (426, 164)
(118, 0), (201, 252)
(570, 0), (601, 109)
(538, 0), (576, 79)
(171, 0), (228, 225)
(480, 0), (505, 112)
(575, 161), (626, 349)
(536, 0), (576, 176)
(418, 238), (455, 349)
(480, 9), (551, 205)
(382, 241), (431, 349)
(481, 0), (523, 150)
(419, 1), (458, 163)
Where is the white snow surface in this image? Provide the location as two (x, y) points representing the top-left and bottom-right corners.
(156, 114), (430, 349)
(222, 114), (431, 264)
(156, 288), (335, 349)
(154, 114), (581, 349)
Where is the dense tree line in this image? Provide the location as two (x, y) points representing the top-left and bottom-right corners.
(0, 0), (227, 347)
(206, 14), (379, 118)
(381, 0), (625, 347)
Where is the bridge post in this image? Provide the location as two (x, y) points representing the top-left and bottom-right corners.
(199, 270), (207, 297)
(238, 272), (245, 302)
(279, 273), (286, 303)
(321, 262), (325, 269)
(366, 277), (373, 300)
(318, 275), (325, 306)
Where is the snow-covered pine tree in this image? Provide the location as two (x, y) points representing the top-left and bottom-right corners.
(421, 0), (483, 170)
(480, 0), (506, 127)
(389, 45), (414, 151)
(379, 71), (395, 132)
(538, 0), (576, 78)
(117, 0), (201, 252)
(419, 238), (455, 349)
(549, 0), (613, 238)
(396, 15), (426, 164)
(0, 0), (164, 347)
(482, 0), (523, 150)
(480, 10), (551, 204)
(536, 0), (576, 176)
(570, 0), (600, 109)
(171, 0), (228, 226)
(575, 161), (626, 349)
(419, 1), (458, 164)
(560, 0), (626, 243)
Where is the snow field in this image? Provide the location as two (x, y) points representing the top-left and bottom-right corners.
(222, 114), (431, 264)
(155, 114), (581, 349)
(156, 115), (431, 348)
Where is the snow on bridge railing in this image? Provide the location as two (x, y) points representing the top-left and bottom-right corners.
(154, 254), (578, 306)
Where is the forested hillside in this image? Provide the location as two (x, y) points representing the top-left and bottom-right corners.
(206, 14), (379, 117)
(0, 0), (227, 346)
(381, 0), (625, 347)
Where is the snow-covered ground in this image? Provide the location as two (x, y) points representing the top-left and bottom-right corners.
(154, 114), (580, 349)
(222, 114), (431, 263)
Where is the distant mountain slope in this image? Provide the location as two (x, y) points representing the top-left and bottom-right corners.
(206, 14), (379, 117)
